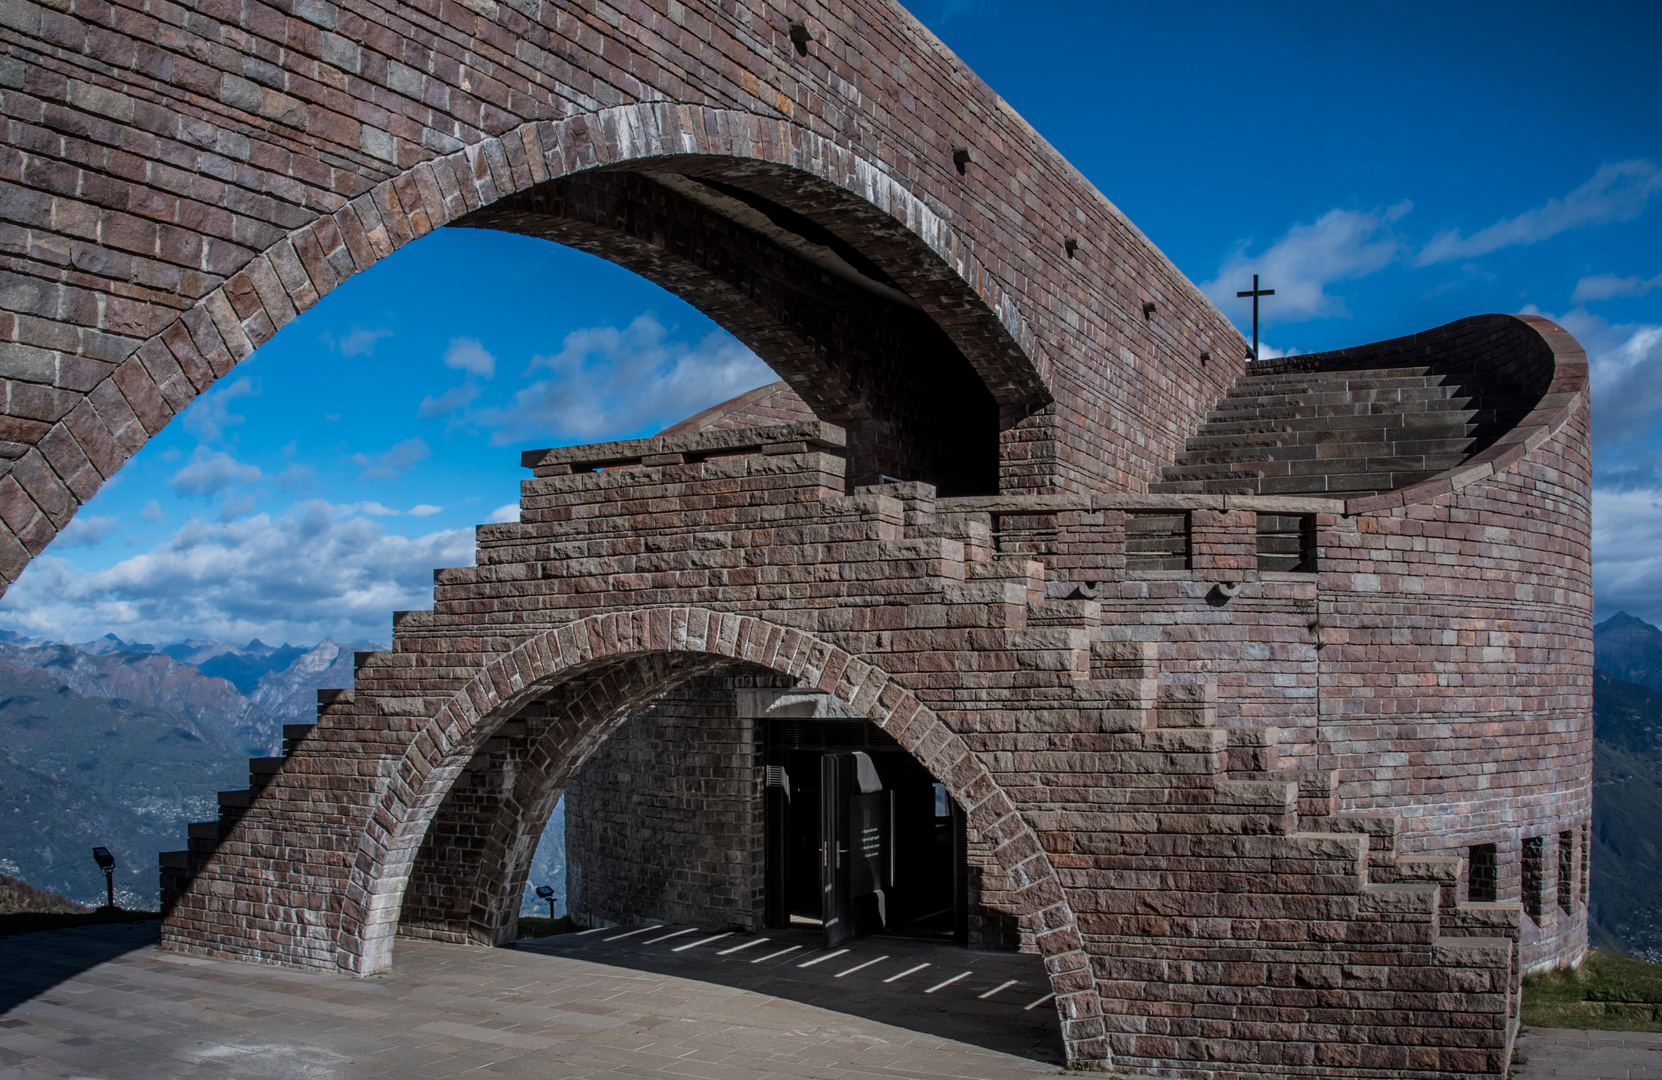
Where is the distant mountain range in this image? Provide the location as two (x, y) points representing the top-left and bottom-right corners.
(1594, 612), (1662, 694)
(0, 631), (380, 906)
(21, 613), (1654, 925)
(1590, 666), (1662, 961)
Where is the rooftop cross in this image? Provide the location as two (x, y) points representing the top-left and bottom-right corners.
(1237, 274), (1275, 361)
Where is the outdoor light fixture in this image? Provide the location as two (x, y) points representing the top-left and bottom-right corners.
(91, 846), (116, 911)
(1199, 350), (1211, 366)
(1142, 300), (1157, 317)
(535, 885), (557, 919)
(788, 22), (810, 54)
(1064, 237), (1079, 258)
(952, 146), (973, 173)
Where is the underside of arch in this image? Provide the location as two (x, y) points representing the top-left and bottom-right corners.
(458, 163), (1013, 495)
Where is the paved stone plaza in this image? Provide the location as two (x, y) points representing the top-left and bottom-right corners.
(6, 923), (1659, 1080)
(0, 923), (1075, 1079)
(1514, 1028), (1662, 1079)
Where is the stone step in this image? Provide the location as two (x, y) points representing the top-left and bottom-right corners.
(1153, 470), (1449, 496)
(1025, 598), (1103, 628)
(1186, 413), (1482, 438)
(1158, 454), (1470, 482)
(188, 820), (232, 841)
(282, 723), (315, 756)
(1331, 811), (1401, 853)
(1092, 640), (1158, 681)
(249, 757), (284, 790)
(1154, 683), (1216, 728)
(1179, 431), (1482, 457)
(1155, 360), (1535, 499)
(158, 850), (192, 871)
(1204, 396), (1485, 422)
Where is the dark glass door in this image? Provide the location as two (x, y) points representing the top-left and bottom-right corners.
(821, 752), (890, 946)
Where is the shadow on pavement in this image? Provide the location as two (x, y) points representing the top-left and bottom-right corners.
(513, 922), (1064, 1063)
(0, 919), (161, 1015)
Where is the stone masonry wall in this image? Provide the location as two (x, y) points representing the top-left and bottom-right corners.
(565, 673), (769, 932)
(0, 0), (1257, 585)
(156, 388), (1589, 1077)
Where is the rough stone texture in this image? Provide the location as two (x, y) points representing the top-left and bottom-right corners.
(0, 0), (1595, 1073)
(0, 0), (1263, 576)
(564, 673), (772, 933)
(156, 310), (1591, 1078)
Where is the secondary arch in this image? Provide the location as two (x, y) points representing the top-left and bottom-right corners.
(333, 608), (1101, 1045)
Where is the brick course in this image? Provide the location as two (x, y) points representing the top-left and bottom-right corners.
(0, 0), (1594, 1074)
(157, 309), (1590, 1077)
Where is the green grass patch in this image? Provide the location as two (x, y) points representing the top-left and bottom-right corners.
(517, 915), (579, 939)
(0, 909), (162, 937)
(1521, 948), (1662, 1032)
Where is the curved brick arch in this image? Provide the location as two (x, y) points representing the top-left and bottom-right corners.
(0, 0), (1263, 589)
(341, 608), (1103, 1055)
(1, 101), (1059, 574)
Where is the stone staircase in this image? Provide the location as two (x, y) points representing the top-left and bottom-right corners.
(1150, 362), (1536, 496)
(159, 692), (350, 913)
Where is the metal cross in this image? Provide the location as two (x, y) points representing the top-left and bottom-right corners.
(1236, 274), (1275, 361)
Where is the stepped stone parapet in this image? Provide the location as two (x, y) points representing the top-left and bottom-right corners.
(0, 0), (1590, 1071)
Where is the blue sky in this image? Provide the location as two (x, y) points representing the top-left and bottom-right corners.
(2, 0), (1658, 645)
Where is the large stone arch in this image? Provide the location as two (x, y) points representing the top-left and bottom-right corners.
(336, 608), (1102, 1049)
(0, 101), (1060, 576)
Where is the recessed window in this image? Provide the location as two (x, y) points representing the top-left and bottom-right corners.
(1522, 835), (1545, 923)
(1125, 511), (1190, 571)
(1256, 513), (1316, 573)
(1559, 831), (1575, 914)
(1468, 843), (1498, 903)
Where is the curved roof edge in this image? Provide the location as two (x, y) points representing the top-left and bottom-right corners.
(1332, 313), (1588, 515)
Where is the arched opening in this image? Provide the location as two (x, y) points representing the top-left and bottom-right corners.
(316, 612), (1086, 1061)
(461, 161), (1008, 495)
(395, 659), (1029, 954)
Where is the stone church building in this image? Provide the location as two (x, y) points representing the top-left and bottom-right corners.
(0, 0), (1589, 1075)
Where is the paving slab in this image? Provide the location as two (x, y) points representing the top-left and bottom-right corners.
(0, 922), (1077, 1080)
(1514, 1027), (1662, 1078)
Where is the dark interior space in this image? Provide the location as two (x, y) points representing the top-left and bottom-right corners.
(766, 717), (965, 947)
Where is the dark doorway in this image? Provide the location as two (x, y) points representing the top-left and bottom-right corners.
(764, 717), (966, 947)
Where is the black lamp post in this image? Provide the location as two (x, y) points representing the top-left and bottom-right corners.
(534, 885), (556, 920)
(91, 847), (116, 911)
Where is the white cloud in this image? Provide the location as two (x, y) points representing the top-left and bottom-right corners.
(470, 314), (773, 445)
(1593, 488), (1662, 627)
(487, 503), (519, 523)
(444, 337), (496, 378)
(339, 501), (443, 517)
(1536, 307), (1662, 476)
(181, 376), (258, 443)
(276, 463), (317, 490)
(351, 438), (431, 482)
(0, 502), (475, 645)
(171, 447), (262, 497)
(418, 382), (480, 418)
(1418, 160), (1662, 265)
(1572, 271), (1662, 305)
(140, 500), (166, 524)
(54, 514), (119, 548)
(339, 326), (393, 357)
(1254, 342), (1302, 361)
(1200, 203), (1411, 323)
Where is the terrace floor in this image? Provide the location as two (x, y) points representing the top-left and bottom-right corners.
(0, 921), (1068, 1080)
(4, 920), (1653, 1079)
